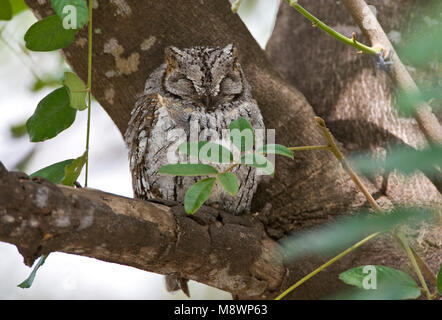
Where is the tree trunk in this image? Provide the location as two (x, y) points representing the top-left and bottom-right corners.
(2, 0), (438, 299)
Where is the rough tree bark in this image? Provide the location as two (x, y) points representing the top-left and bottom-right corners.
(0, 163), (284, 297)
(0, 0), (439, 299)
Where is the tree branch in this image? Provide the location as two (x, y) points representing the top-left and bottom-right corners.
(341, 0), (442, 146)
(0, 162), (285, 298)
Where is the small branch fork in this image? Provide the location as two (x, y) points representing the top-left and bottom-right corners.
(277, 117), (436, 300)
(340, 0), (442, 146)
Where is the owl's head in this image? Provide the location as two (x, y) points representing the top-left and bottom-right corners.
(162, 44), (244, 110)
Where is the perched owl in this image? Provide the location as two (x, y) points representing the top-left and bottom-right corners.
(125, 44), (264, 296)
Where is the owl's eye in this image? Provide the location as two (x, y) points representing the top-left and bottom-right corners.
(220, 74), (242, 96)
(165, 72), (198, 98)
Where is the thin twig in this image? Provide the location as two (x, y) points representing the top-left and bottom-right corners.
(341, 0), (442, 146)
(315, 117), (382, 212)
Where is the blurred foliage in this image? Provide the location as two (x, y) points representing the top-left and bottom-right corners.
(10, 0), (28, 16)
(282, 207), (434, 261)
(31, 74), (64, 92)
(0, 0), (12, 20)
(437, 265), (442, 294)
(395, 1), (442, 117)
(9, 121), (27, 138)
(350, 145), (442, 177)
(14, 146), (37, 172)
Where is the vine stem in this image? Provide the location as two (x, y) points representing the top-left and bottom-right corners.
(397, 233), (432, 300)
(84, 0), (93, 187)
(288, 145), (330, 151)
(275, 232), (380, 300)
(285, 0), (381, 55)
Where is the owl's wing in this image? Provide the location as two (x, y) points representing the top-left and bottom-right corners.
(125, 93), (163, 199)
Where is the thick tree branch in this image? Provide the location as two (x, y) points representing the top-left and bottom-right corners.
(0, 162), (285, 298)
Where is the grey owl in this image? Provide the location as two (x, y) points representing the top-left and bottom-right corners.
(124, 44), (264, 296)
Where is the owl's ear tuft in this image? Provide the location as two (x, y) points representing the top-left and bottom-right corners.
(223, 44), (238, 61)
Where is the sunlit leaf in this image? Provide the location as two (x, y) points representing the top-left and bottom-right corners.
(30, 159), (74, 184)
(0, 0), (12, 20)
(241, 153), (274, 176)
(257, 144), (294, 159)
(11, 0), (27, 16)
(61, 151), (86, 186)
(51, 0), (89, 30)
(339, 265), (421, 300)
(158, 163), (218, 176)
(230, 117), (254, 152)
(24, 15), (77, 51)
(17, 254), (48, 289)
(217, 172), (239, 196)
(184, 178), (216, 214)
(63, 71), (87, 110)
(178, 141), (233, 163)
(283, 207), (434, 261)
(26, 87), (77, 142)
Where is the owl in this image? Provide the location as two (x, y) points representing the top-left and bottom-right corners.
(124, 44), (264, 296)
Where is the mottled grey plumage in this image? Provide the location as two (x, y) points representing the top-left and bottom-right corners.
(124, 44), (264, 296)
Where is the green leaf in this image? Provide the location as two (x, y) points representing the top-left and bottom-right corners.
(159, 163), (218, 176)
(17, 254), (48, 289)
(229, 117), (254, 152)
(51, 0), (89, 30)
(29, 159), (74, 184)
(0, 0), (12, 20)
(178, 141), (233, 163)
(26, 87), (77, 142)
(11, 0), (27, 16)
(241, 153), (274, 176)
(437, 265), (442, 294)
(184, 178), (216, 214)
(217, 172), (239, 196)
(63, 72), (87, 110)
(257, 144), (294, 159)
(24, 15), (77, 51)
(339, 265), (421, 300)
(61, 152), (87, 186)
(350, 146), (442, 176)
(283, 207), (434, 261)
